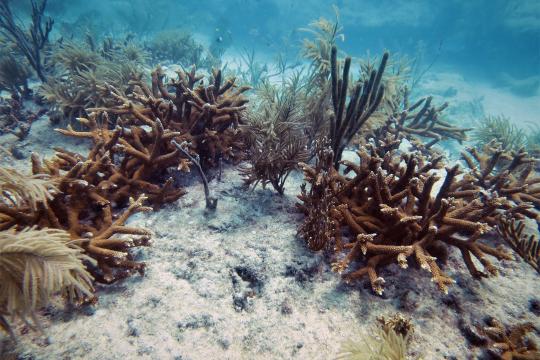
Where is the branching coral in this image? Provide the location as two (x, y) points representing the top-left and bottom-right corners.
(298, 137), (513, 295)
(391, 95), (470, 147)
(459, 141), (540, 223)
(477, 318), (539, 359)
(0, 0), (53, 81)
(0, 227), (94, 337)
(0, 95), (45, 139)
(374, 86), (471, 149)
(83, 66), (249, 169)
(1, 163), (153, 284)
(54, 112), (187, 206)
(40, 40), (143, 120)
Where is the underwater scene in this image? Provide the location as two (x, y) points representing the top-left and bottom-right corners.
(0, 0), (539, 358)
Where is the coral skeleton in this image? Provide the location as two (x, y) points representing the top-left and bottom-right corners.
(298, 136), (513, 295)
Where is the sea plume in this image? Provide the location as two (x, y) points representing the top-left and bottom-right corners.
(0, 227), (94, 337)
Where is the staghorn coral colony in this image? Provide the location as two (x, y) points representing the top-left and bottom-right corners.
(0, 1), (539, 359)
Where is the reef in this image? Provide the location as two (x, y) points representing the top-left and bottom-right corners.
(298, 135), (514, 295)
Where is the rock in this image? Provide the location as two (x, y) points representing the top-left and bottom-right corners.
(11, 145), (25, 159)
(177, 313), (215, 331)
(218, 337), (231, 349)
(230, 264), (265, 312)
(283, 257), (321, 283)
(529, 298), (540, 316)
(280, 299), (293, 315)
(126, 318), (140, 337)
(458, 318), (488, 347)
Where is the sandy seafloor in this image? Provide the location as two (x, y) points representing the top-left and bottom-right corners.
(0, 70), (539, 360)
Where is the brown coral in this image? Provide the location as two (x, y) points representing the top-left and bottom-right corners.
(459, 141), (540, 223)
(1, 162), (153, 284)
(298, 137), (513, 295)
(391, 95), (471, 148)
(479, 318), (539, 359)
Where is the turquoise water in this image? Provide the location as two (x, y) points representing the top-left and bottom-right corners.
(10, 0), (538, 97)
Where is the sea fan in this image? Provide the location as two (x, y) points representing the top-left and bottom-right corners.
(0, 227), (94, 336)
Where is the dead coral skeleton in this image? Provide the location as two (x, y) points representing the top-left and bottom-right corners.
(298, 136), (513, 295)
